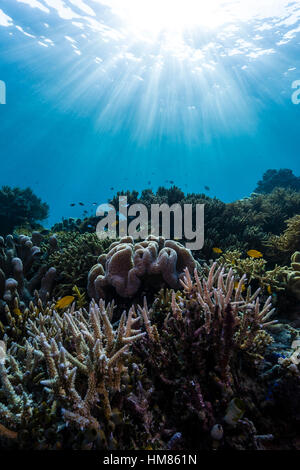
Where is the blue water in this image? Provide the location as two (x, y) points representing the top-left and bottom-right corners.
(0, 0), (300, 226)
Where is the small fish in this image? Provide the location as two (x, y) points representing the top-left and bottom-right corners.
(247, 249), (263, 259)
(204, 186), (210, 191)
(170, 180), (174, 184)
(79, 202), (84, 206)
(110, 187), (114, 191)
(234, 281), (246, 292)
(70, 203), (76, 207)
(13, 307), (22, 317)
(92, 203), (98, 206)
(87, 224), (93, 228)
(55, 296), (75, 310)
(0, 340), (6, 365)
(111, 221), (119, 227)
(212, 247), (222, 254)
(83, 210), (88, 214)
(148, 181), (151, 185)
(267, 285), (272, 295)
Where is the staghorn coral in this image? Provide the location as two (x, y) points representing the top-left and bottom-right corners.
(0, 233), (56, 314)
(132, 264), (276, 449)
(177, 264), (276, 359)
(0, 299), (151, 449)
(87, 235), (198, 300)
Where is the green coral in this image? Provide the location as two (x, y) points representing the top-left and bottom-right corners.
(287, 252), (300, 300)
(255, 169), (300, 194)
(0, 186), (49, 236)
(266, 214), (300, 264)
(47, 232), (112, 297)
(218, 250), (288, 294)
(108, 186), (300, 258)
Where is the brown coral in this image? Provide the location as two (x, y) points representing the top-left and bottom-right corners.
(287, 252), (300, 300)
(87, 235), (198, 299)
(0, 234), (56, 309)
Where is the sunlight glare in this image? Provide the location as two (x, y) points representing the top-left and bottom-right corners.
(108, 0), (230, 35)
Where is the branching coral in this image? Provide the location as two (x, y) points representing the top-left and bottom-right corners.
(0, 299), (149, 449)
(178, 264), (276, 359)
(218, 251), (288, 294)
(132, 264), (276, 449)
(87, 235), (198, 300)
(266, 214), (300, 262)
(0, 234), (56, 313)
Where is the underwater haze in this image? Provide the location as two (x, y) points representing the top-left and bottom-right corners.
(0, 0), (300, 225)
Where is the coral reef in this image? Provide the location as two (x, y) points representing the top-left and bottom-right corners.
(0, 299), (151, 449)
(51, 217), (99, 234)
(287, 252), (300, 300)
(218, 250), (288, 294)
(131, 266), (299, 449)
(0, 186), (49, 236)
(266, 214), (300, 263)
(0, 234), (56, 315)
(87, 235), (198, 300)
(1, 173), (300, 451)
(108, 186), (300, 258)
(47, 232), (112, 298)
(0, 263), (299, 450)
(254, 169), (300, 194)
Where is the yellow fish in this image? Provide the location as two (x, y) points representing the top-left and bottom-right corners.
(212, 247), (222, 254)
(111, 220), (119, 228)
(267, 285), (272, 295)
(55, 296), (75, 310)
(234, 281), (246, 292)
(13, 308), (22, 317)
(247, 250), (263, 259)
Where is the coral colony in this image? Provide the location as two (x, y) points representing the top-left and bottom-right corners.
(0, 169), (300, 451)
